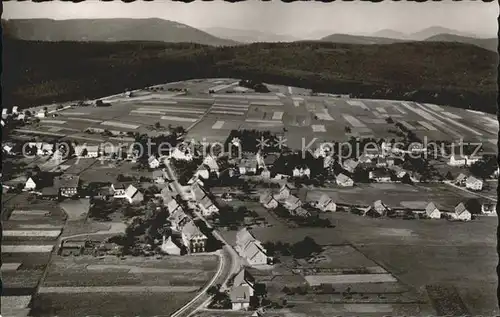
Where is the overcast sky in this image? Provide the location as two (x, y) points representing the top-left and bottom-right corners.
(3, 1), (498, 38)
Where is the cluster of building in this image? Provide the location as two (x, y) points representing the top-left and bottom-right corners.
(236, 228), (270, 266)
(454, 173), (484, 191)
(260, 183), (310, 218)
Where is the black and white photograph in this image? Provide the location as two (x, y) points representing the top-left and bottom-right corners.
(1, 1), (499, 316)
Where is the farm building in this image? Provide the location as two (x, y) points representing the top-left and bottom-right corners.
(230, 285), (252, 310)
(236, 227), (256, 250)
(181, 220), (208, 253)
(193, 166), (210, 180)
(170, 147), (194, 161)
(41, 186), (59, 200)
(148, 156), (161, 169)
(293, 207), (311, 218)
(369, 170), (392, 183)
(242, 240), (268, 266)
(450, 202), (472, 221)
(111, 183), (127, 198)
(455, 173), (468, 186)
(59, 240), (85, 256)
(161, 235), (182, 255)
(167, 199), (183, 214)
(274, 183), (295, 200)
(152, 170), (167, 184)
(481, 203), (496, 215)
(448, 155), (479, 167)
(199, 196), (219, 217)
(284, 195), (302, 211)
(233, 269), (255, 296)
(124, 184), (144, 204)
(260, 192), (279, 209)
(239, 157), (258, 175)
(54, 175), (80, 197)
(373, 200), (390, 216)
(170, 209), (190, 232)
(465, 176), (483, 191)
(336, 173), (354, 187)
(191, 183), (208, 201)
(342, 159), (359, 173)
(316, 194), (336, 212)
(35, 109), (46, 118)
(425, 202), (441, 219)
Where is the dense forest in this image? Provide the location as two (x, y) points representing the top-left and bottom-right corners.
(3, 39), (498, 113)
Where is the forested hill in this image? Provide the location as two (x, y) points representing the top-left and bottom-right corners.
(3, 39), (498, 114)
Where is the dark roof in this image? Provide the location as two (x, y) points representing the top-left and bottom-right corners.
(54, 175), (79, 189)
(41, 186), (58, 196)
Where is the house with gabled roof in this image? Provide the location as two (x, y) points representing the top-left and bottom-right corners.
(230, 285), (252, 310)
(358, 154), (373, 165)
(342, 159), (359, 173)
(242, 240), (268, 266)
(316, 194), (336, 212)
(239, 156), (258, 175)
(424, 202), (441, 219)
(465, 176), (483, 191)
(293, 207), (311, 218)
(199, 196), (219, 217)
(124, 184), (144, 204)
(152, 170), (166, 184)
(167, 199), (183, 214)
(336, 173), (354, 187)
(148, 156), (161, 169)
(233, 268), (256, 293)
(455, 173), (468, 186)
(54, 175), (80, 197)
(369, 170), (391, 183)
(191, 183), (207, 201)
(274, 183), (295, 200)
(363, 148), (380, 159)
(373, 200), (390, 216)
(111, 182), (127, 198)
(481, 202), (496, 215)
(203, 155), (220, 176)
(24, 176), (38, 191)
(170, 209), (190, 232)
(292, 166), (311, 178)
(161, 235), (181, 255)
(193, 166), (210, 180)
(284, 194), (302, 211)
(451, 202), (472, 221)
(236, 227), (257, 252)
(259, 192), (279, 209)
(181, 220), (207, 253)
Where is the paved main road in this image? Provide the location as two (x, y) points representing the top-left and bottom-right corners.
(165, 159), (242, 317)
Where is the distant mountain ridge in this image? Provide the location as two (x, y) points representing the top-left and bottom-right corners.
(2, 18), (239, 46)
(424, 34), (497, 52)
(203, 27), (300, 43)
(320, 33), (406, 45)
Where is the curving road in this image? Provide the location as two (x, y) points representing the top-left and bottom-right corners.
(166, 159), (241, 317)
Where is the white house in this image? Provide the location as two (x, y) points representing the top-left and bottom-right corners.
(181, 220), (207, 253)
(152, 170), (167, 184)
(12, 106), (19, 114)
(292, 166), (311, 178)
(148, 156), (160, 169)
(336, 173), (354, 187)
(451, 202), (472, 221)
(316, 194), (336, 212)
(124, 184), (144, 204)
(260, 169), (271, 179)
(242, 240), (268, 266)
(424, 202), (441, 219)
(455, 173), (468, 186)
(24, 177), (37, 191)
(193, 167), (210, 180)
(161, 235), (181, 255)
(363, 148), (380, 159)
(369, 170), (392, 183)
(170, 147), (193, 161)
(86, 145), (100, 158)
(2, 108), (8, 119)
(465, 176), (483, 191)
(373, 200), (390, 216)
(35, 110), (46, 118)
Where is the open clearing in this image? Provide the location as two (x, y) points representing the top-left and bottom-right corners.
(39, 286), (199, 293)
(3, 230), (62, 237)
(2, 245), (54, 253)
(304, 274), (397, 286)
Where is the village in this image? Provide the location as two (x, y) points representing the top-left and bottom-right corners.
(1, 79), (498, 317)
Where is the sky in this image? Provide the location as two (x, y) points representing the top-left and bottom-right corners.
(3, 1), (498, 38)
